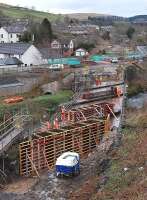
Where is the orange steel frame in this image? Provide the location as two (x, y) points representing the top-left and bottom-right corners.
(19, 118), (109, 177)
(63, 102), (114, 123)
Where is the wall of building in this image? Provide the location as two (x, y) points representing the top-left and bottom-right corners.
(76, 50), (86, 57)
(21, 45), (43, 66)
(0, 28), (9, 43)
(0, 64), (18, 69)
(8, 33), (20, 43)
(0, 76), (43, 96)
(0, 28), (20, 43)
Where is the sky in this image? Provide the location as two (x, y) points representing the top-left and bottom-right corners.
(0, 0), (147, 17)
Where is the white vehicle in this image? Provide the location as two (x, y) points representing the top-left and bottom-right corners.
(49, 64), (64, 70)
(55, 152), (80, 177)
(111, 58), (118, 63)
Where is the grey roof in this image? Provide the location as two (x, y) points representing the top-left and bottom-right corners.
(4, 25), (26, 33)
(0, 57), (23, 66)
(0, 43), (31, 55)
(39, 48), (63, 59)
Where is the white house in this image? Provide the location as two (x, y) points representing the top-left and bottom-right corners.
(51, 40), (61, 49)
(51, 39), (74, 50)
(75, 48), (88, 57)
(0, 25), (26, 43)
(0, 43), (43, 66)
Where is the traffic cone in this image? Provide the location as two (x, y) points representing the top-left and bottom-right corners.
(46, 121), (51, 129)
(61, 106), (65, 122)
(53, 118), (59, 129)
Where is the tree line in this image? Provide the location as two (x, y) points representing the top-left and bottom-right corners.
(20, 18), (55, 45)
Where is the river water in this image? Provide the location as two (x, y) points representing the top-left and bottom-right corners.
(127, 93), (147, 109)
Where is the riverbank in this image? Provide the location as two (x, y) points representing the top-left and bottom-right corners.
(92, 108), (147, 200)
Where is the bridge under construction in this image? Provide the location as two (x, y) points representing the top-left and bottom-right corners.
(0, 67), (126, 181)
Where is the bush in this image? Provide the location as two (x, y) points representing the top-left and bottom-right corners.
(77, 43), (95, 51)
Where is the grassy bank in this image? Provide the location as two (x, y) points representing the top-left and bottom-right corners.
(127, 82), (145, 97)
(94, 109), (147, 200)
(0, 3), (62, 22)
(0, 90), (73, 121)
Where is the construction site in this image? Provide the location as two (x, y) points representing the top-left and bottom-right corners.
(0, 62), (126, 200)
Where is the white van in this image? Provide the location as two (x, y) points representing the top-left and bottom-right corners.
(49, 64), (64, 70)
(111, 58), (118, 63)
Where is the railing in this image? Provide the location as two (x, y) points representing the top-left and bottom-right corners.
(0, 114), (31, 154)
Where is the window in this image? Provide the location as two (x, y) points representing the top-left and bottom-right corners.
(1, 41), (4, 43)
(1, 34), (3, 38)
(10, 34), (13, 38)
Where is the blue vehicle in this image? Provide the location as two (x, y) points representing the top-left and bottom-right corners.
(55, 152), (80, 177)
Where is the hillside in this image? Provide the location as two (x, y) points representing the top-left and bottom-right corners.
(0, 3), (63, 22)
(0, 4), (112, 22)
(129, 15), (147, 22)
(65, 13), (111, 20)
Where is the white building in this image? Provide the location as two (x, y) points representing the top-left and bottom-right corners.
(0, 25), (26, 43)
(0, 43), (43, 66)
(51, 39), (74, 50)
(75, 48), (88, 57)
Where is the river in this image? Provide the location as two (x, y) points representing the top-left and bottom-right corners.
(127, 92), (147, 109)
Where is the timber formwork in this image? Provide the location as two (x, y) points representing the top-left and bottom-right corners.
(63, 102), (113, 123)
(19, 118), (108, 177)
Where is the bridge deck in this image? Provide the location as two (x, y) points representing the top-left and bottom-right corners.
(0, 128), (23, 154)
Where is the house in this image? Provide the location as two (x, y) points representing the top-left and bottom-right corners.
(51, 40), (61, 49)
(39, 48), (63, 64)
(51, 39), (74, 50)
(0, 43), (43, 66)
(51, 39), (74, 57)
(0, 24), (26, 43)
(75, 48), (88, 57)
(0, 57), (23, 69)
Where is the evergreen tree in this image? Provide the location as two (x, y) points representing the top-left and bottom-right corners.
(126, 27), (135, 39)
(39, 18), (53, 43)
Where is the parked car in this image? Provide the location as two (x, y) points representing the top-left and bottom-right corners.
(111, 58), (118, 63)
(49, 64), (64, 70)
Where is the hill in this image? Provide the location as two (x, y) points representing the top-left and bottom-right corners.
(65, 13), (111, 20)
(129, 15), (147, 22)
(0, 3), (63, 22)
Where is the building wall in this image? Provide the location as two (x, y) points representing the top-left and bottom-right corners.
(0, 46), (43, 66)
(75, 50), (86, 57)
(21, 45), (43, 66)
(51, 40), (61, 49)
(8, 33), (20, 43)
(0, 28), (20, 43)
(0, 28), (9, 43)
(0, 54), (6, 58)
(0, 64), (18, 69)
(69, 40), (74, 49)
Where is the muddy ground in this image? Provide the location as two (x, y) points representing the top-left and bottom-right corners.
(0, 130), (121, 200)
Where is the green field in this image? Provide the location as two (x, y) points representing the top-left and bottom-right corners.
(0, 90), (73, 121)
(0, 3), (63, 22)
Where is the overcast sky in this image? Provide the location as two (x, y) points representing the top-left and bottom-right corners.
(0, 0), (147, 17)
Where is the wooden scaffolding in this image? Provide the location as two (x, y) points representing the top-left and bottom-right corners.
(62, 102), (114, 123)
(19, 118), (108, 177)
